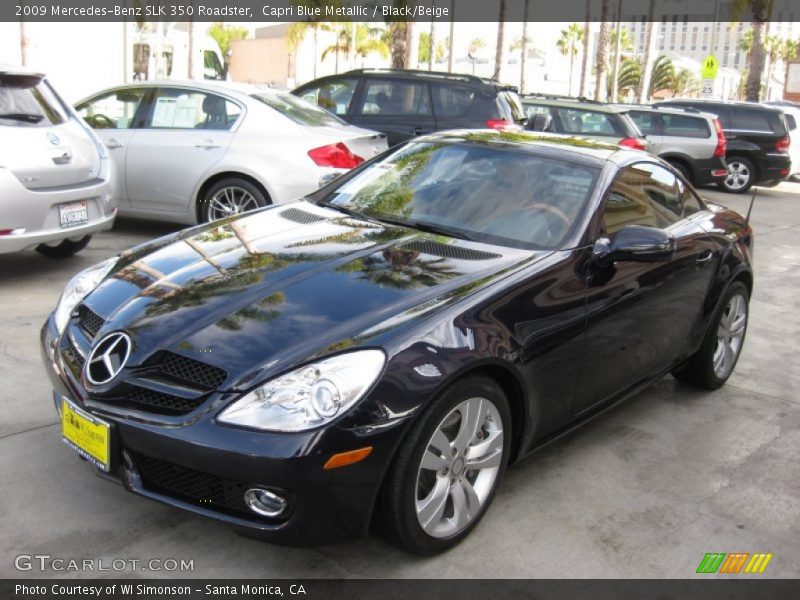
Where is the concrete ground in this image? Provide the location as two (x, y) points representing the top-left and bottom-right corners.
(0, 184), (798, 579)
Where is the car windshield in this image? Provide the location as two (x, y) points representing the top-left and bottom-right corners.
(251, 92), (347, 127)
(320, 141), (600, 250)
(0, 74), (69, 127)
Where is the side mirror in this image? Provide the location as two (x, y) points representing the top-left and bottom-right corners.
(593, 225), (676, 263)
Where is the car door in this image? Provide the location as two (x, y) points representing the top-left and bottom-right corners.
(124, 87), (240, 214)
(574, 162), (718, 414)
(349, 77), (436, 146)
(628, 110), (664, 154)
(74, 87), (151, 207)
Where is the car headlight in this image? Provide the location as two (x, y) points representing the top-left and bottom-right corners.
(218, 350), (386, 432)
(53, 257), (118, 333)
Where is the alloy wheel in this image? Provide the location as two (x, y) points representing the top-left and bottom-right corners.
(713, 292), (748, 379)
(724, 161), (751, 191)
(415, 397), (504, 539)
(207, 186), (260, 221)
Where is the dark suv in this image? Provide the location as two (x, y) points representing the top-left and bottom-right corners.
(292, 69), (526, 146)
(654, 99), (791, 193)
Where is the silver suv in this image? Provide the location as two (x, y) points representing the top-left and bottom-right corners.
(0, 66), (116, 257)
(621, 105), (728, 187)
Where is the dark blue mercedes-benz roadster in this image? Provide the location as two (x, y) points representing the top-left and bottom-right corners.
(41, 131), (753, 554)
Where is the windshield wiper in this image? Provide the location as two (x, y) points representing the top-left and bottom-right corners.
(0, 113), (44, 123)
(371, 214), (478, 242)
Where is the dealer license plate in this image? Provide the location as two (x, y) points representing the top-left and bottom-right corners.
(59, 201), (88, 228)
(61, 398), (110, 472)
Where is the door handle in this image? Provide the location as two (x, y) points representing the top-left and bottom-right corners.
(52, 151), (72, 165)
(106, 139), (124, 149)
(195, 140), (221, 149)
(696, 250), (714, 265)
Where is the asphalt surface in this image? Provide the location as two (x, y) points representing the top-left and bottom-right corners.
(1, 184), (798, 578)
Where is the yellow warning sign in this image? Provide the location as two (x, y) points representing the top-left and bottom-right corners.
(701, 55), (719, 80)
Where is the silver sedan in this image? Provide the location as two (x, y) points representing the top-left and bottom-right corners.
(76, 81), (388, 225)
(0, 66), (116, 257)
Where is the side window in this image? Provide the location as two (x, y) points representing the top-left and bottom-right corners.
(76, 88), (148, 129)
(678, 177), (704, 216)
(629, 111), (658, 135)
(602, 163), (683, 236)
(148, 90), (239, 130)
(358, 79), (432, 116)
(432, 84), (476, 117)
(297, 78), (358, 117)
(555, 109), (621, 136)
(661, 114), (711, 138)
(524, 103), (551, 119)
(785, 113), (797, 131)
(730, 108), (774, 133)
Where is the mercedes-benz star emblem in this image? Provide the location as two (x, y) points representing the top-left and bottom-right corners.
(85, 332), (132, 386)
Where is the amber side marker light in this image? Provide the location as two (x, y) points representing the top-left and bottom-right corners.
(324, 446), (373, 470)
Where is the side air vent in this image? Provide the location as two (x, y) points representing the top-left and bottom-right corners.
(400, 240), (502, 261)
(78, 305), (106, 339)
(280, 208), (326, 225)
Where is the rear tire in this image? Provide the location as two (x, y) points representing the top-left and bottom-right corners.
(377, 376), (511, 555)
(199, 177), (268, 223)
(718, 156), (755, 194)
(672, 281), (749, 390)
(668, 160), (692, 183)
(35, 236), (91, 258)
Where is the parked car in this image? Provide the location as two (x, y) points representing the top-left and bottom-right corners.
(292, 69), (526, 146)
(764, 100), (800, 180)
(619, 104), (728, 186)
(75, 81), (387, 225)
(42, 130), (753, 554)
(521, 94), (649, 151)
(0, 65), (116, 257)
(654, 99), (791, 193)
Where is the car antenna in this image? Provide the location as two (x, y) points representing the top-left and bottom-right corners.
(744, 187), (757, 229)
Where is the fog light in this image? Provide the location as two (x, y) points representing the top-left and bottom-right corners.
(244, 488), (288, 518)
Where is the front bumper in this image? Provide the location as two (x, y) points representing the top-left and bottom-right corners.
(40, 315), (407, 546)
(0, 169), (116, 253)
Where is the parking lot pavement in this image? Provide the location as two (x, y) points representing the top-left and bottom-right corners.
(1, 185), (798, 578)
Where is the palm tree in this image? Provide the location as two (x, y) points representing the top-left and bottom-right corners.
(557, 24), (584, 96)
(638, 0), (656, 103)
(649, 55), (675, 96)
(611, 58), (642, 99)
(781, 38), (800, 91)
(493, 0), (507, 80)
(287, 21), (321, 79)
(428, 0), (436, 71)
(579, 0), (591, 97)
(764, 34), (782, 99)
(671, 68), (700, 97)
(594, 0), (610, 101)
(19, 20), (28, 66)
(744, 0), (769, 102)
(325, 24), (390, 69)
(520, 0), (531, 93)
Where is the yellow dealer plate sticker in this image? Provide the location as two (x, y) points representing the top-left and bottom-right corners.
(61, 399), (110, 472)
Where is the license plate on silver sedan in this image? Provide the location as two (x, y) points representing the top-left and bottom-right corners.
(59, 201), (88, 228)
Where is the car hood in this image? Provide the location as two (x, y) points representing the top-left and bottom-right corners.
(83, 202), (546, 390)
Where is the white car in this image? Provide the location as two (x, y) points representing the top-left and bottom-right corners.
(75, 81), (388, 224)
(0, 66), (116, 256)
(766, 101), (800, 180)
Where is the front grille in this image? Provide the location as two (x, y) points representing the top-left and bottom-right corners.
(130, 451), (262, 520)
(401, 240), (501, 261)
(159, 352), (227, 389)
(124, 387), (206, 414)
(65, 337), (86, 372)
(78, 305), (105, 339)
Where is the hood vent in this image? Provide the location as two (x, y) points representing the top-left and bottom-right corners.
(400, 240), (501, 261)
(280, 207), (326, 225)
(78, 305), (106, 340)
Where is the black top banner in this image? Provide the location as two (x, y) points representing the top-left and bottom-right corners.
(4, 0), (797, 23)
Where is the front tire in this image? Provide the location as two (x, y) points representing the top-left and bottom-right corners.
(672, 281), (749, 390)
(35, 236), (91, 258)
(718, 157), (755, 194)
(199, 177), (268, 223)
(378, 376), (511, 555)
